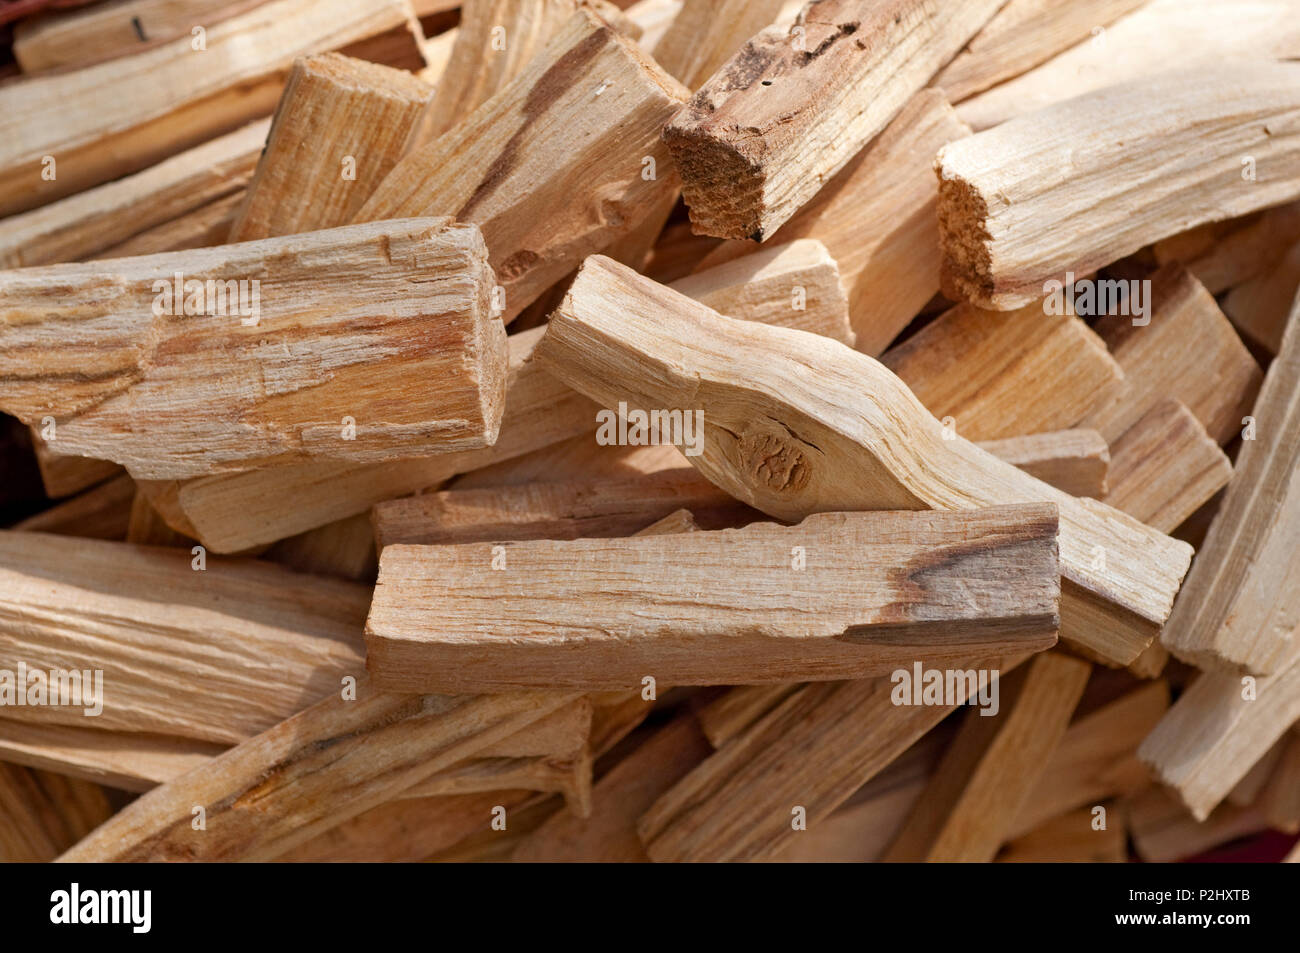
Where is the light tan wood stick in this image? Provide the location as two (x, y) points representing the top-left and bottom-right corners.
(697, 684), (798, 749)
(997, 805), (1127, 863)
(626, 0), (682, 51)
(58, 681), (579, 861)
(1224, 239), (1300, 355)
(692, 91), (969, 355)
(0, 218), (505, 480)
(357, 7), (687, 322)
(1226, 739), (1285, 808)
(536, 255), (1193, 665)
(91, 191), (248, 259)
(662, 0), (1005, 241)
(27, 432), (122, 500)
(975, 430), (1109, 499)
(882, 652), (1091, 862)
(126, 491), (194, 548)
(651, 0), (785, 89)
(1155, 200), (1300, 296)
(366, 505), (1061, 692)
(227, 54), (433, 242)
(1160, 300), (1300, 674)
(261, 513), (378, 583)
(0, 0), (420, 216)
(12, 473), (135, 541)
(937, 63), (1300, 310)
(1125, 786), (1269, 863)
(929, 0), (1147, 103)
(0, 120), (267, 269)
(0, 763), (112, 862)
(1259, 729), (1300, 832)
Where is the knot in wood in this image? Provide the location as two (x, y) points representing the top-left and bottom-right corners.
(737, 427), (810, 492)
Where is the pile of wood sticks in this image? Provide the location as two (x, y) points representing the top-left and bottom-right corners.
(0, 0), (1298, 864)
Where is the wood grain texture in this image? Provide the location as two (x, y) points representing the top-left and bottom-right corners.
(536, 255), (1192, 665)
(92, 191), (248, 259)
(366, 505), (1061, 692)
(27, 431), (123, 499)
(996, 805), (1126, 863)
(650, 0), (786, 89)
(227, 54), (433, 242)
(1155, 200), (1300, 296)
(0, 763), (112, 862)
(662, 0), (1005, 240)
(357, 7), (688, 322)
(12, 472), (135, 540)
(937, 63), (1300, 309)
(0, 218), (505, 479)
(1126, 786), (1269, 862)
(1224, 239), (1300, 355)
(976, 430), (1109, 499)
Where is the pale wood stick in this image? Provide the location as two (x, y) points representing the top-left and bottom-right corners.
(1160, 299), (1300, 674)
(625, 0), (682, 51)
(0, 0), (420, 216)
(1226, 738), (1286, 807)
(651, 0), (785, 89)
(536, 255), (1192, 665)
(957, 0), (1300, 132)
(696, 684), (797, 749)
(975, 430), (1109, 499)
(1155, 201), (1300, 295)
(1006, 679), (1168, 839)
(0, 119), (267, 268)
(937, 63), (1300, 309)
(0, 763), (112, 862)
(1223, 240), (1300, 355)
(996, 805), (1127, 863)
(929, 0), (1147, 103)
(882, 652), (1091, 862)
(357, 7), (688, 322)
(28, 432), (122, 499)
(91, 191), (248, 259)
(1125, 786), (1269, 863)
(366, 505), (1061, 693)
(638, 654), (1028, 862)
(58, 682), (580, 861)
(662, 0), (1005, 241)
(261, 513), (378, 583)
(447, 433), (686, 490)
(880, 300), (1123, 441)
(12, 473), (135, 540)
(400, 756), (591, 815)
(126, 490), (194, 548)
(0, 218), (505, 480)
(1259, 729), (1300, 832)
(227, 54), (432, 242)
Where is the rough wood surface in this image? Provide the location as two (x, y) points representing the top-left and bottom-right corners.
(662, 0), (1005, 240)
(0, 218), (505, 479)
(366, 505), (1061, 692)
(939, 63), (1300, 309)
(1155, 201), (1300, 296)
(537, 255), (1192, 665)
(650, 0), (785, 89)
(227, 54), (433, 242)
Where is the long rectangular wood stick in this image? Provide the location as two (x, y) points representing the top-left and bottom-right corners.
(91, 190), (248, 259)
(1155, 200), (1300, 296)
(227, 54), (433, 242)
(536, 255), (1193, 665)
(0, 218), (505, 480)
(937, 63), (1300, 309)
(0, 0), (419, 216)
(997, 805), (1127, 863)
(662, 0), (1006, 241)
(366, 505), (1061, 692)
(12, 473), (135, 540)
(357, 7), (688, 322)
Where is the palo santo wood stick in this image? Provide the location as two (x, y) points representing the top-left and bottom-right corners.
(1223, 239), (1300, 355)
(697, 684), (798, 749)
(0, 0), (419, 216)
(882, 652), (1091, 862)
(92, 191), (248, 259)
(0, 218), (506, 479)
(261, 513), (378, 583)
(996, 805), (1127, 864)
(650, 0), (786, 89)
(227, 54), (433, 242)
(0, 763), (112, 862)
(1159, 299), (1300, 674)
(975, 430), (1109, 499)
(1259, 730), (1300, 832)
(58, 682), (580, 862)
(1155, 201), (1300, 296)
(1125, 786), (1270, 863)
(28, 432), (122, 500)
(936, 63), (1300, 310)
(537, 255), (1192, 665)
(0, 119), (268, 269)
(1226, 739), (1285, 808)
(365, 505), (1061, 693)
(693, 91), (969, 355)
(357, 7), (688, 322)
(929, 0), (1147, 103)
(12, 472), (136, 540)
(662, 0), (1005, 241)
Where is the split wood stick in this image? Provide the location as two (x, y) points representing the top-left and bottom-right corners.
(1259, 730), (1300, 832)
(882, 652), (1091, 862)
(0, 218), (505, 479)
(1138, 652), (1300, 820)
(879, 300), (1123, 441)
(12, 473), (135, 540)
(91, 191), (248, 259)
(662, 0), (1005, 241)
(28, 432), (122, 500)
(366, 505), (1061, 693)
(936, 63), (1300, 310)
(58, 682), (579, 862)
(13, 0), (273, 73)
(448, 434), (687, 490)
(0, 119), (267, 269)
(126, 490), (194, 548)
(1006, 679), (1168, 839)
(513, 713), (712, 862)
(0, 0), (420, 216)
(697, 684), (797, 749)
(1079, 266), (1262, 446)
(1125, 786), (1270, 863)
(537, 255), (1192, 665)
(957, 0), (1300, 132)
(1155, 201), (1300, 295)
(0, 531), (367, 745)
(227, 54), (433, 242)
(0, 763), (112, 862)
(692, 91), (969, 356)
(1101, 401), (1231, 534)
(373, 468), (754, 549)
(929, 0), (1147, 103)
(400, 755), (591, 814)
(639, 655), (1028, 862)
(996, 805), (1127, 864)
(976, 430), (1109, 499)
(261, 514), (378, 583)
(1160, 300), (1300, 674)
(626, 0), (682, 52)
(1226, 739), (1285, 808)
(357, 7), (688, 323)
(650, 0), (785, 89)
(1223, 240), (1300, 355)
